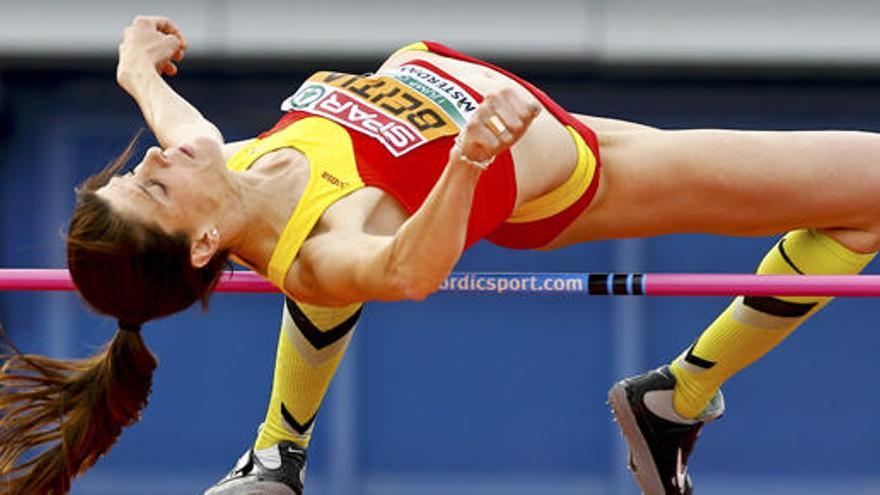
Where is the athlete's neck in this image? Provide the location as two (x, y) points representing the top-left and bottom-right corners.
(223, 148), (311, 274)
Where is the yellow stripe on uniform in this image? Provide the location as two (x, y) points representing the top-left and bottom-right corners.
(506, 126), (597, 224)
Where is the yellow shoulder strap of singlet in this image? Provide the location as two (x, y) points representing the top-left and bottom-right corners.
(225, 139), (261, 173)
(265, 118), (365, 289)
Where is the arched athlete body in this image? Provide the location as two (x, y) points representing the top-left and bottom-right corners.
(1, 16), (877, 495)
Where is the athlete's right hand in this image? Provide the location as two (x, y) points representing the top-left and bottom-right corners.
(452, 88), (542, 168)
(117, 16), (188, 88)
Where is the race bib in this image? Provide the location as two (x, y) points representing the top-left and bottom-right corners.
(282, 64), (480, 156)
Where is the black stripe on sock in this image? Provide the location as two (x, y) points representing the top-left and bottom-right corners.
(743, 296), (817, 317)
(631, 273), (644, 295)
(777, 239), (804, 274)
(612, 274), (629, 295)
(588, 273), (609, 295)
(281, 402), (316, 435)
(684, 341), (716, 369)
(285, 298), (362, 350)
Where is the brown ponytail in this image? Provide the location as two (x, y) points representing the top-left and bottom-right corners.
(0, 134), (228, 493)
(0, 326), (157, 494)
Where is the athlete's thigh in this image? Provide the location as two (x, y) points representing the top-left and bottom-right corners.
(571, 113), (659, 133)
(545, 128), (880, 247)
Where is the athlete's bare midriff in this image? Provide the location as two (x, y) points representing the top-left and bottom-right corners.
(379, 50), (580, 207)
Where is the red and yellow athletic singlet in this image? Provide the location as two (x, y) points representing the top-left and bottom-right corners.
(226, 41), (601, 289)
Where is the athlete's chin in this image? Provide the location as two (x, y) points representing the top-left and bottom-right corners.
(185, 136), (224, 167)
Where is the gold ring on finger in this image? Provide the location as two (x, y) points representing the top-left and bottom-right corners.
(486, 115), (508, 137)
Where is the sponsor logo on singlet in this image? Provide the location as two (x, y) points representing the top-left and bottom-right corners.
(288, 84), (327, 108)
(284, 82), (426, 156)
(282, 69), (472, 157)
(321, 171), (348, 188)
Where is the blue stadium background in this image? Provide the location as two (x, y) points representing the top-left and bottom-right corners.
(1, 60), (879, 494)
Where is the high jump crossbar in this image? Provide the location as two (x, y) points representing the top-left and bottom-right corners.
(1, 269), (880, 297)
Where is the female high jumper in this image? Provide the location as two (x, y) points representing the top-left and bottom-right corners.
(1, 15), (878, 495)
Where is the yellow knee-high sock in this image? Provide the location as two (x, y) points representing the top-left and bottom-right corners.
(670, 229), (875, 419)
(254, 299), (363, 450)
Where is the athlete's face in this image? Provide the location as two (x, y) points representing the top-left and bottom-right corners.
(96, 137), (228, 239)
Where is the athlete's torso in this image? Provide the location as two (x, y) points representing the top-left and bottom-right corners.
(378, 49), (578, 203)
(228, 43), (581, 295)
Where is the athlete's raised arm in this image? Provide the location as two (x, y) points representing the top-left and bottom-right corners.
(294, 89), (541, 305)
(115, 16), (224, 148)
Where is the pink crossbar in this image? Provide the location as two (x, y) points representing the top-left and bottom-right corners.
(0, 269), (276, 293)
(1, 269), (880, 296)
(645, 274), (880, 297)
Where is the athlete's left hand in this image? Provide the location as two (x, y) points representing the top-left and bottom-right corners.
(454, 88), (542, 165)
(117, 15), (188, 89)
